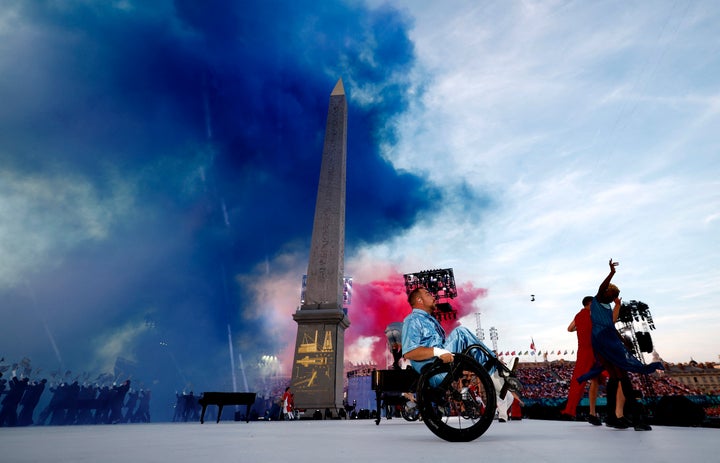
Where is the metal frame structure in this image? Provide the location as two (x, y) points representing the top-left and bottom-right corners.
(403, 268), (458, 321)
(616, 299), (657, 397)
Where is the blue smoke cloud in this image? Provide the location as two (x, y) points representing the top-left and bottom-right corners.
(0, 0), (439, 419)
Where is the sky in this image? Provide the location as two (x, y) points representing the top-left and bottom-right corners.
(1, 0), (719, 419)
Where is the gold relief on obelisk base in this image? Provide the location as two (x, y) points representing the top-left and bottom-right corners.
(292, 326), (335, 393)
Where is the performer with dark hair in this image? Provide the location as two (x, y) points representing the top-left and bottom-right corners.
(561, 296), (603, 425)
(281, 386), (294, 420)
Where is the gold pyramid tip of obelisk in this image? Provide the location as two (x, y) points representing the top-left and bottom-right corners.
(331, 78), (344, 96)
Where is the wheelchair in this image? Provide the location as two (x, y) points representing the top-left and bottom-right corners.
(414, 343), (521, 442)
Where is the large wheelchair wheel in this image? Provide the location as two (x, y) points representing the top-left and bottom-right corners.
(416, 353), (497, 442)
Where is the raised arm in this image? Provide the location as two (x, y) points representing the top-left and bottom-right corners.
(597, 258), (618, 297)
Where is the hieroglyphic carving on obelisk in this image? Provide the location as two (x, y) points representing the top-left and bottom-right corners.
(290, 79), (350, 416)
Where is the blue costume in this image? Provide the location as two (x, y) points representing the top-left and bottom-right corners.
(401, 308), (497, 378)
(578, 297), (663, 383)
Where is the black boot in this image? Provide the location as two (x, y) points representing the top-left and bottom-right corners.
(604, 378), (618, 427)
(620, 377), (652, 431)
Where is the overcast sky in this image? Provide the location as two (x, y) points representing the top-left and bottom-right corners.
(1, 0), (718, 418)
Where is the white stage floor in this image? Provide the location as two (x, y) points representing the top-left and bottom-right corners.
(1, 418), (716, 463)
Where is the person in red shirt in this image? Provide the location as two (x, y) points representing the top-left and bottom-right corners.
(560, 296), (603, 425)
(281, 387), (294, 420)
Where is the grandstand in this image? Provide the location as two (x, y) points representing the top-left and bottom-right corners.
(514, 360), (720, 423)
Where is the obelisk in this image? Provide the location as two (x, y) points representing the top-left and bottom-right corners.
(290, 78), (350, 417)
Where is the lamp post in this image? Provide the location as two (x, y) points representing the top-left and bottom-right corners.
(489, 326), (498, 353)
(475, 313), (485, 341)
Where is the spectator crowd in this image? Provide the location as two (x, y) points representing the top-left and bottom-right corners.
(516, 360), (707, 404)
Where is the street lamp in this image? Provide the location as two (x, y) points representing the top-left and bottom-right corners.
(489, 326), (498, 353)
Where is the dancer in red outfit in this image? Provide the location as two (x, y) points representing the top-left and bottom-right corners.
(281, 387), (295, 420)
(560, 296), (603, 425)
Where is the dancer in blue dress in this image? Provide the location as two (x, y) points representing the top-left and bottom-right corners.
(580, 259), (664, 429)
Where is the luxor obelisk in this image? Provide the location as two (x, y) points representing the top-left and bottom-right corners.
(290, 78), (350, 416)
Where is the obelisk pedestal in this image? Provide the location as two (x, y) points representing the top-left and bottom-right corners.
(290, 79), (350, 416)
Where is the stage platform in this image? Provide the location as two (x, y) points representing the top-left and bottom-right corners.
(1, 417), (716, 463)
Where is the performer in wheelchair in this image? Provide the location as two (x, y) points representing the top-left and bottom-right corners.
(400, 287), (519, 396)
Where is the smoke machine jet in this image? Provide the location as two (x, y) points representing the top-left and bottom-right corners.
(290, 79), (350, 417)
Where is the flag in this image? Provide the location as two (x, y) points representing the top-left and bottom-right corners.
(530, 338), (535, 351)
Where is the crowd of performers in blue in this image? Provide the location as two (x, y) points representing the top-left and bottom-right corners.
(0, 364), (151, 427)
